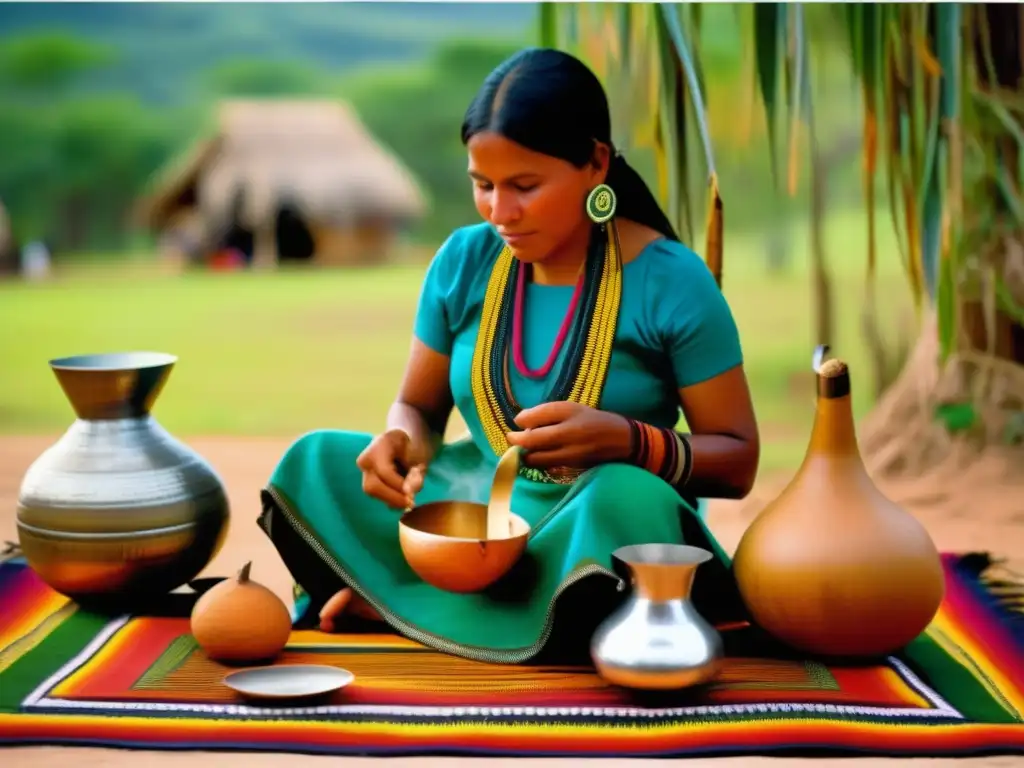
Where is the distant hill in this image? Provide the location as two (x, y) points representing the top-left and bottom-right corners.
(0, 2), (537, 103)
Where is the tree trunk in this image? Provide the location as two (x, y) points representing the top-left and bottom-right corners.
(959, 301), (1024, 362)
(59, 192), (90, 253)
(963, 3), (1024, 367)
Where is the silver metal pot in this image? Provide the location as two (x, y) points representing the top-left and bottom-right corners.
(590, 543), (723, 690)
(16, 352), (230, 606)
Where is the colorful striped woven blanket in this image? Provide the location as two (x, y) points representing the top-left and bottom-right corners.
(1, 550), (1022, 758)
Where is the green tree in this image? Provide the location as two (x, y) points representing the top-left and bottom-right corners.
(0, 31), (115, 96)
(52, 96), (182, 249)
(0, 96), (183, 250)
(339, 38), (523, 242)
(0, 104), (61, 241)
(204, 58), (333, 98)
(0, 31), (181, 248)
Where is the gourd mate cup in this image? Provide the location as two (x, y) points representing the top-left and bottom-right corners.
(398, 446), (530, 593)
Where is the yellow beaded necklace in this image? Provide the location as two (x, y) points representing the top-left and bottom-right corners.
(470, 221), (623, 481)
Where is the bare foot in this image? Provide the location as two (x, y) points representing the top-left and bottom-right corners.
(318, 587), (383, 632)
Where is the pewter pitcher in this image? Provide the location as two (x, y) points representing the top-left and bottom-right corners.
(590, 543), (723, 690)
(16, 352), (230, 606)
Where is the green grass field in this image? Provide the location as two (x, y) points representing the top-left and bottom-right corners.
(0, 209), (913, 472)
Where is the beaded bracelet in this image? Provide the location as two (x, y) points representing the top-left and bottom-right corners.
(626, 418), (693, 487)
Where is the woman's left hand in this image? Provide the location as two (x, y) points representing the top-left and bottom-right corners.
(506, 401), (632, 469)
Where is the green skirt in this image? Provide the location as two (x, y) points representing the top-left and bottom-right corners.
(258, 429), (744, 665)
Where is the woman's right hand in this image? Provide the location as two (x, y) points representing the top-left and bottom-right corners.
(355, 428), (427, 510)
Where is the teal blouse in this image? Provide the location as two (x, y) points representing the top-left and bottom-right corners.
(414, 222), (743, 435)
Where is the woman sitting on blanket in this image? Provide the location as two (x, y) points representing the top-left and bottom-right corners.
(258, 47), (760, 664)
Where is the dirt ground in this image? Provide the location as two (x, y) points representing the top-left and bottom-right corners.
(2, 434), (1022, 768)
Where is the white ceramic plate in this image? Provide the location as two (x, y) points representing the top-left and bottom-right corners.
(223, 664), (355, 701)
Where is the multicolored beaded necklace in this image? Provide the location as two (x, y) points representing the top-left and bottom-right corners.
(470, 220), (623, 484)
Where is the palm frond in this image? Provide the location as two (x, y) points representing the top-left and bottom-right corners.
(542, 1), (1021, 365)
(754, 4), (787, 186)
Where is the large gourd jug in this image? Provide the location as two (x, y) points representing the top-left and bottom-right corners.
(731, 346), (945, 658)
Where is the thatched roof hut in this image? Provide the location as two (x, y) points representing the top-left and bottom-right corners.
(136, 99), (428, 268)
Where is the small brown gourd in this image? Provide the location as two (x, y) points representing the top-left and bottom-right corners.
(732, 346), (945, 658)
(190, 561), (292, 663)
